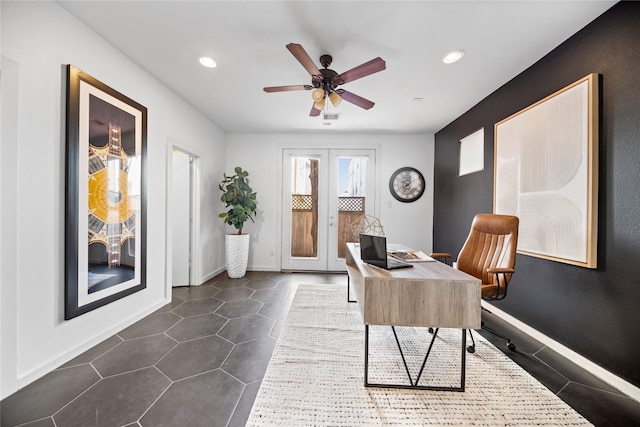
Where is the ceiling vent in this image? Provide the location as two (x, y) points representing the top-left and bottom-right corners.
(323, 113), (340, 121)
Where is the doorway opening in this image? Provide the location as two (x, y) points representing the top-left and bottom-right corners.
(170, 147), (198, 287)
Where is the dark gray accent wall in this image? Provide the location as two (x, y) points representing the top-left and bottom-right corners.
(433, 1), (640, 387)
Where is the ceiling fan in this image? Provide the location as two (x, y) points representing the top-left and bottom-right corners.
(263, 43), (386, 117)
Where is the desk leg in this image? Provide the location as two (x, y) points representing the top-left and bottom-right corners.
(460, 329), (466, 391)
(364, 326), (466, 392)
(364, 324), (370, 386)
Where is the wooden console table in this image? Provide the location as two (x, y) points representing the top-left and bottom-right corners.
(345, 242), (481, 391)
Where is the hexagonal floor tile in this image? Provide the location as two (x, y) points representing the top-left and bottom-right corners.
(156, 335), (234, 381)
(58, 334), (123, 368)
(119, 311), (181, 340)
(92, 334), (176, 377)
(53, 367), (170, 427)
(258, 298), (294, 320)
(153, 296), (185, 313)
(215, 299), (262, 319)
(250, 283), (297, 303)
(215, 287), (255, 302)
(213, 278), (249, 289)
(165, 313), (228, 342)
(172, 285), (220, 301)
(1, 365), (100, 426)
(245, 279), (278, 290)
(217, 314), (274, 344)
(140, 370), (244, 427)
(172, 298), (223, 317)
(228, 380), (261, 427)
(221, 336), (277, 383)
(15, 418), (56, 427)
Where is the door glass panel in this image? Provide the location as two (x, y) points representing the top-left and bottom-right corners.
(290, 157), (319, 258)
(337, 156), (368, 259)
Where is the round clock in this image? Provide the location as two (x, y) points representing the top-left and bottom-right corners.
(389, 167), (425, 203)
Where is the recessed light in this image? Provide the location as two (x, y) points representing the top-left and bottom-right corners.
(443, 49), (464, 64)
(199, 57), (217, 68)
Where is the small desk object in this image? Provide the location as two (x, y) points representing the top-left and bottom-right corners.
(345, 242), (481, 391)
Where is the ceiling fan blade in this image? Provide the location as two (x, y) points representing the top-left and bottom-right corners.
(310, 104), (322, 117)
(286, 43), (321, 77)
(337, 57), (386, 84)
(263, 85), (312, 93)
(336, 89), (375, 110)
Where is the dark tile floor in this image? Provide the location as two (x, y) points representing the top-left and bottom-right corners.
(2, 271), (640, 426)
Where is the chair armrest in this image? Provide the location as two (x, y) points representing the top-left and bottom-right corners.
(485, 267), (515, 300)
(487, 267), (515, 274)
(429, 252), (452, 259)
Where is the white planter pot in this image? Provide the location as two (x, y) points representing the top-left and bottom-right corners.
(225, 233), (250, 278)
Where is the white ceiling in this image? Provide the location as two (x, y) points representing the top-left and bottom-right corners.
(58, 1), (615, 134)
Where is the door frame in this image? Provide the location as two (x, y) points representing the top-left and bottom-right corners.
(166, 140), (201, 295)
(278, 144), (380, 272)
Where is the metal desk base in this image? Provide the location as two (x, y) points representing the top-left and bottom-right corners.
(364, 325), (467, 392)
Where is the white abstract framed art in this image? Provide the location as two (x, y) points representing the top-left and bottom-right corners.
(459, 128), (484, 176)
(494, 74), (599, 268)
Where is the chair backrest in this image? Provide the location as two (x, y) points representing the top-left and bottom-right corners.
(456, 214), (519, 288)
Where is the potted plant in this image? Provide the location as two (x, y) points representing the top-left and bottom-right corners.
(219, 166), (258, 278)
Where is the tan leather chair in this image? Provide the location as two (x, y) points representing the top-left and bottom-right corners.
(431, 213), (519, 352)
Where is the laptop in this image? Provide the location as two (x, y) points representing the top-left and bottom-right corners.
(359, 234), (413, 270)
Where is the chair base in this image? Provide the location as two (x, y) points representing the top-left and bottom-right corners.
(427, 326), (516, 353)
(466, 324), (516, 353)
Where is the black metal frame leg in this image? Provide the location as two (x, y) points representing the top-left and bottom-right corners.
(364, 325), (466, 392)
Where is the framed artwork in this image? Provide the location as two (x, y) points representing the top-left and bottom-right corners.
(459, 128), (484, 176)
(494, 73), (598, 268)
(65, 65), (147, 319)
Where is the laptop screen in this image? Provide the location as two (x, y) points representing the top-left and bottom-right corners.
(359, 234), (388, 268)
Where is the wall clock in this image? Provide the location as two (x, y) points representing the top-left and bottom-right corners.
(389, 167), (425, 202)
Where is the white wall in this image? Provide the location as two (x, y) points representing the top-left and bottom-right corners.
(0, 1), (226, 397)
(225, 133), (434, 271)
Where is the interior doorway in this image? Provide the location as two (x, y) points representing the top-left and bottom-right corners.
(170, 148), (195, 287)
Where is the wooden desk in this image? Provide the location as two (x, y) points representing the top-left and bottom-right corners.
(345, 242), (481, 391)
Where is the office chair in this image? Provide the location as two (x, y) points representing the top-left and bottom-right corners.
(431, 213), (519, 353)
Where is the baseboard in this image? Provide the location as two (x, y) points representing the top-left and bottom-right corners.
(16, 299), (169, 392)
(200, 266), (225, 284)
(247, 266), (281, 272)
(483, 301), (640, 403)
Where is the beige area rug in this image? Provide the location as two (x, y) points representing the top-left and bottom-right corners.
(246, 284), (591, 426)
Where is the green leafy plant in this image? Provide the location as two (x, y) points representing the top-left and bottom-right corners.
(218, 166), (258, 235)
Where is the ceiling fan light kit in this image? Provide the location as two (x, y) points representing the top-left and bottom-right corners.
(263, 43), (386, 117)
(311, 88), (325, 101)
(329, 91), (342, 107)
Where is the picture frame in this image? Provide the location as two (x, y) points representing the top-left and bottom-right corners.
(459, 128), (484, 176)
(494, 73), (598, 268)
(65, 65), (147, 319)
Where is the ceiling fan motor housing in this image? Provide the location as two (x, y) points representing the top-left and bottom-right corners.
(316, 68), (341, 91)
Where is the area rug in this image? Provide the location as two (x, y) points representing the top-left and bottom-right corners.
(247, 284), (591, 426)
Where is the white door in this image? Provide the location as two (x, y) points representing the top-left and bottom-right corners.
(281, 148), (376, 271)
(171, 150), (191, 286)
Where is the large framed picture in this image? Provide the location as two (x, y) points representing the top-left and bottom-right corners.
(65, 65), (147, 319)
(494, 73), (598, 268)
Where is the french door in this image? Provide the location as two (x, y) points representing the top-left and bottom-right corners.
(281, 148), (376, 271)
